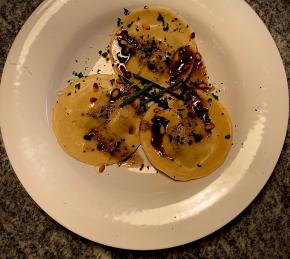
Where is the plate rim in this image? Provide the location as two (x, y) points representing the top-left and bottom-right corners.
(0, 0), (288, 250)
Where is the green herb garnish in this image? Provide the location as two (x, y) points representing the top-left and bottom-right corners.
(117, 17), (122, 27)
(133, 74), (183, 100)
(109, 79), (115, 85)
(118, 75), (183, 108)
(72, 71), (84, 78)
(119, 75), (169, 108)
(75, 83), (81, 90)
(127, 21), (134, 28)
(141, 80), (183, 105)
(119, 83), (153, 108)
(123, 8), (130, 15)
(212, 93), (219, 100)
(157, 13), (169, 31)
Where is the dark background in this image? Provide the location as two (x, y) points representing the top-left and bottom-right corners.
(0, 0), (289, 258)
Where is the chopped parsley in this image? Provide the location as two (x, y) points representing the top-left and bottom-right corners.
(117, 17), (123, 27)
(139, 163), (144, 171)
(157, 13), (169, 31)
(110, 79), (115, 85)
(212, 93), (219, 100)
(127, 21), (134, 28)
(123, 8), (130, 15)
(163, 23), (169, 31)
(101, 52), (108, 58)
(72, 71), (84, 78)
(75, 83), (81, 90)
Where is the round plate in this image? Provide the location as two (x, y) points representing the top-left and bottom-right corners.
(0, 0), (288, 250)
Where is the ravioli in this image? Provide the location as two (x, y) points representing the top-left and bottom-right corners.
(110, 7), (205, 87)
(52, 6), (232, 180)
(140, 89), (232, 181)
(53, 74), (143, 166)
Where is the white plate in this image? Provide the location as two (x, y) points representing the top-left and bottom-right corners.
(0, 0), (288, 250)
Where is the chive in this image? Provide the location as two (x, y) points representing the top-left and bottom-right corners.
(119, 83), (153, 108)
(119, 75), (153, 96)
(141, 80), (183, 105)
(133, 74), (183, 100)
(118, 75), (183, 108)
(119, 75), (166, 108)
(119, 75), (133, 85)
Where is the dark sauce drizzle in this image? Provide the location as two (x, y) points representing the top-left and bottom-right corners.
(116, 30), (158, 77)
(116, 30), (140, 78)
(83, 128), (124, 155)
(116, 30), (196, 85)
(169, 46), (195, 84)
(151, 116), (173, 160)
(182, 87), (215, 132)
(192, 52), (202, 72)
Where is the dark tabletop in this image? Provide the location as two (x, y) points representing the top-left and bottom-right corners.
(0, 0), (289, 258)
